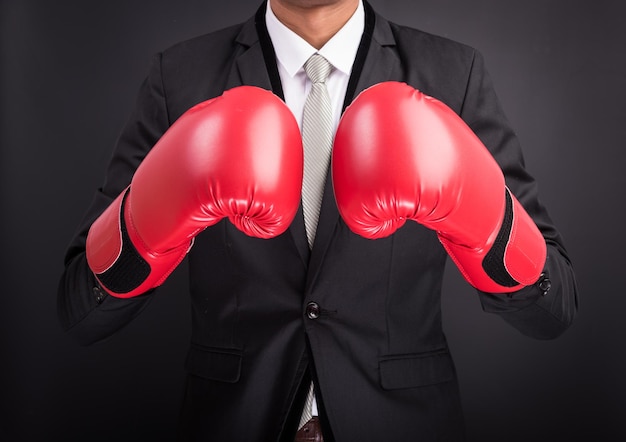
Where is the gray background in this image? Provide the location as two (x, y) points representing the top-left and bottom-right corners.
(2, 0), (625, 440)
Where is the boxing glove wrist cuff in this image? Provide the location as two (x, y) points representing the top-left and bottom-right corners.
(87, 187), (190, 298)
(481, 189), (518, 287)
(95, 189), (151, 293)
(441, 187), (547, 293)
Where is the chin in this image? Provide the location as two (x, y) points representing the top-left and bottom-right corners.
(276, 0), (352, 8)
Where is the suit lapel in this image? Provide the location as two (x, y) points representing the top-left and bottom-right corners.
(225, 8), (273, 91)
(306, 3), (402, 288)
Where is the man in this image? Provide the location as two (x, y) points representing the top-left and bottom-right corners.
(57, 0), (578, 440)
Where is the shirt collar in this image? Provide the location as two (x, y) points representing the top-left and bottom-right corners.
(265, 0), (364, 78)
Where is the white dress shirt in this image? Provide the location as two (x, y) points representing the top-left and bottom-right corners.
(265, 0), (365, 133)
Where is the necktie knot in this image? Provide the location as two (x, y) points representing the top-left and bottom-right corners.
(303, 54), (332, 84)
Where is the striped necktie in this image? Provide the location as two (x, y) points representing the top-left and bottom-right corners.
(298, 53), (333, 429)
(301, 53), (333, 249)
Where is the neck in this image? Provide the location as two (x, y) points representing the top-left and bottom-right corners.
(270, 0), (359, 49)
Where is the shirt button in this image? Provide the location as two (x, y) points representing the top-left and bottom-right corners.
(306, 302), (320, 320)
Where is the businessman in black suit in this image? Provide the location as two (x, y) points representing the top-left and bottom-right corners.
(58, 0), (578, 440)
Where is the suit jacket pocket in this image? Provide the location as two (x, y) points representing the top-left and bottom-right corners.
(185, 343), (243, 383)
(379, 349), (456, 390)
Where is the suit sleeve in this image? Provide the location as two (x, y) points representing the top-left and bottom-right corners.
(57, 53), (171, 346)
(459, 50), (579, 340)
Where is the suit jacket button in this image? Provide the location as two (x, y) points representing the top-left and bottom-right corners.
(306, 302), (320, 320)
(537, 273), (552, 296)
(93, 286), (106, 304)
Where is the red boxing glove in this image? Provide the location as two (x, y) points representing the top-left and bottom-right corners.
(87, 86), (303, 298)
(332, 82), (546, 293)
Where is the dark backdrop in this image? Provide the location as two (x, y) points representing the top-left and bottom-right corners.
(2, 0), (625, 440)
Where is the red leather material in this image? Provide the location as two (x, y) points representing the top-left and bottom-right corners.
(86, 86), (303, 297)
(332, 82), (545, 293)
(85, 191), (125, 275)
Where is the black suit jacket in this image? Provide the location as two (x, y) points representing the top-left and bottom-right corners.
(58, 2), (578, 440)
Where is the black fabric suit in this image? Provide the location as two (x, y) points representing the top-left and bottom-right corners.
(58, 2), (578, 441)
